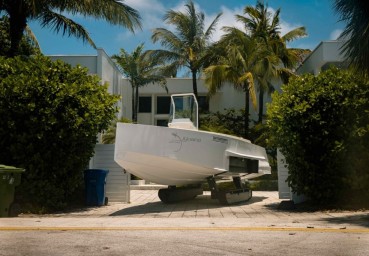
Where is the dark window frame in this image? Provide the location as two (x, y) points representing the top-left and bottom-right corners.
(138, 96), (152, 113)
(156, 96), (171, 114)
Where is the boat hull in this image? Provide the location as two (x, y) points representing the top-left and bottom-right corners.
(114, 123), (270, 186)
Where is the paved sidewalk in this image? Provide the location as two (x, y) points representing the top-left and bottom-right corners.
(14, 190), (369, 229)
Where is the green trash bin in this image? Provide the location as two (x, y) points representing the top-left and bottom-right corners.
(0, 165), (25, 217)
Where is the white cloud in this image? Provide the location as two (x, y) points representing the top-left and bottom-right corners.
(117, 1), (304, 46)
(330, 29), (343, 40)
(206, 5), (304, 42)
(124, 0), (165, 13)
(171, 0), (188, 12)
(266, 6), (304, 37)
(116, 0), (166, 44)
(124, 0), (166, 29)
(206, 6), (243, 42)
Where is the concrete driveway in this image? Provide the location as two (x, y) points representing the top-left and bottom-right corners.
(11, 189), (369, 228)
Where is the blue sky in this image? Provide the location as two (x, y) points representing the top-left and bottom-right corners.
(29, 0), (344, 63)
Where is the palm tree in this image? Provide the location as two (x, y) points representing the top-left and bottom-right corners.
(0, 0), (141, 56)
(204, 29), (258, 138)
(334, 0), (369, 76)
(150, 0), (222, 100)
(240, 0), (306, 123)
(0, 15), (40, 56)
(112, 43), (168, 122)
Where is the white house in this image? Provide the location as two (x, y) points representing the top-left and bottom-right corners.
(49, 41), (348, 129)
(130, 78), (271, 126)
(296, 40), (347, 75)
(49, 48), (129, 119)
(49, 48), (275, 127)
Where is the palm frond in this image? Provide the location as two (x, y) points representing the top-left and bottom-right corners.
(151, 0), (222, 92)
(238, 72), (257, 110)
(334, 0), (369, 75)
(152, 28), (184, 51)
(56, 0), (142, 32)
(204, 12), (222, 40)
(24, 24), (41, 50)
(204, 64), (230, 95)
(39, 10), (96, 48)
(282, 26), (307, 42)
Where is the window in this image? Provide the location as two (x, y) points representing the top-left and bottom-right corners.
(156, 119), (168, 127)
(156, 96), (171, 114)
(139, 96), (152, 113)
(198, 96), (209, 113)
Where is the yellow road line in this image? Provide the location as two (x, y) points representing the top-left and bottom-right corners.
(1, 226), (369, 233)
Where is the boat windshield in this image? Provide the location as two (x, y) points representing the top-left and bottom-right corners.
(169, 93), (198, 129)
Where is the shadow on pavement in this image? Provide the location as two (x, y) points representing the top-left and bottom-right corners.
(319, 213), (369, 228)
(110, 194), (268, 216)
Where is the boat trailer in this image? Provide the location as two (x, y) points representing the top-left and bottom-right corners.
(207, 176), (252, 205)
(158, 176), (252, 205)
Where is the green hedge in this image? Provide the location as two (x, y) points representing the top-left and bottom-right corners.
(202, 180), (278, 191)
(267, 67), (369, 205)
(0, 55), (119, 211)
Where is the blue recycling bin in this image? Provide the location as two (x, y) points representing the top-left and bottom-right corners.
(84, 169), (109, 206)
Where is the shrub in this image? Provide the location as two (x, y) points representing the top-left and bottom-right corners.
(102, 117), (132, 144)
(248, 180), (278, 191)
(267, 67), (369, 205)
(200, 109), (246, 138)
(0, 55), (119, 211)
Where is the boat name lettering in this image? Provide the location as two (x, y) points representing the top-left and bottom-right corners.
(213, 136), (228, 144)
(169, 133), (201, 152)
(182, 136), (201, 143)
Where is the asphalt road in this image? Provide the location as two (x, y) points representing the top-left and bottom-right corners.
(1, 217), (369, 256)
(1, 226), (368, 256)
(1, 190), (369, 255)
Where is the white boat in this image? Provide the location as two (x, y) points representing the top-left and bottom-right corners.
(114, 93), (271, 204)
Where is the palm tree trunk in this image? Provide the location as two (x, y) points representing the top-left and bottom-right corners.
(8, 3), (27, 57)
(191, 70), (198, 99)
(131, 83), (135, 121)
(244, 83), (250, 138)
(134, 85), (139, 123)
(191, 70), (200, 127)
(258, 87), (264, 123)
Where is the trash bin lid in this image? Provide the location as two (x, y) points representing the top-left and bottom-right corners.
(0, 164), (25, 173)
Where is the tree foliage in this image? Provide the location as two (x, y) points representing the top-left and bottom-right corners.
(267, 67), (369, 205)
(0, 55), (119, 210)
(200, 109), (246, 138)
(102, 117), (132, 144)
(204, 1), (306, 137)
(112, 44), (167, 123)
(204, 29), (258, 138)
(150, 0), (222, 99)
(238, 0), (306, 123)
(334, 0), (369, 76)
(0, 0), (141, 56)
(0, 15), (40, 56)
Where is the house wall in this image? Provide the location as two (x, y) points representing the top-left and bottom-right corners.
(296, 40), (346, 75)
(125, 78), (273, 126)
(49, 49), (277, 128)
(48, 49), (127, 119)
(90, 144), (130, 203)
(49, 55), (98, 75)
